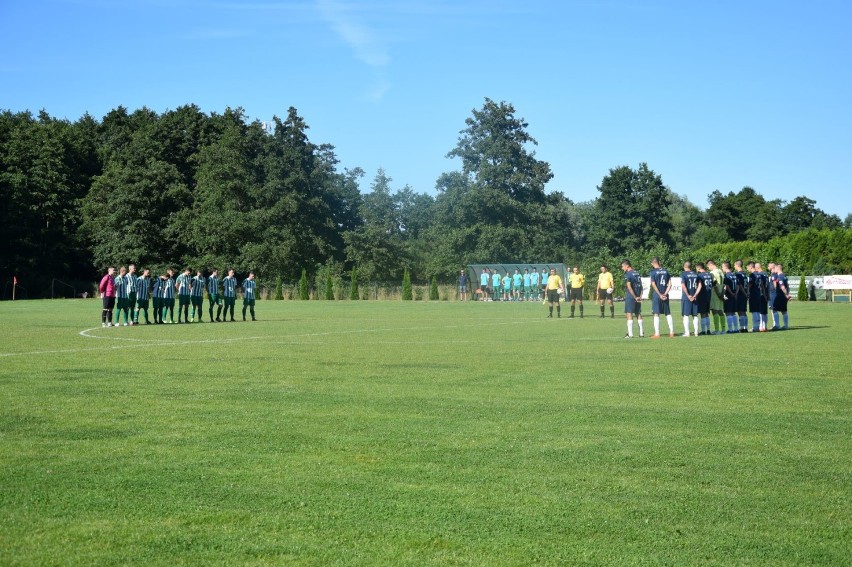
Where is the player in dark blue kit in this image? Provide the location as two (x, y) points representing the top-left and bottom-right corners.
(772, 263), (791, 330)
(621, 259), (644, 338)
(748, 262), (769, 332)
(649, 257), (675, 338)
(680, 261), (702, 337)
(695, 262), (714, 335)
(734, 260), (749, 333)
(722, 261), (740, 333)
(767, 262), (778, 330)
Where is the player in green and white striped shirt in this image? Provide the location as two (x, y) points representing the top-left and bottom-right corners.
(126, 264), (137, 325)
(190, 269), (205, 323)
(242, 272), (257, 321)
(222, 269), (237, 322)
(134, 269), (151, 324)
(176, 268), (192, 323)
(161, 269), (176, 324)
(207, 269), (222, 322)
(114, 266), (130, 326)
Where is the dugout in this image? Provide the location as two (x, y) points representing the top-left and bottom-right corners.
(466, 263), (568, 295)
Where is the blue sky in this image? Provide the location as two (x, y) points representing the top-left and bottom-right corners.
(2, 0), (850, 217)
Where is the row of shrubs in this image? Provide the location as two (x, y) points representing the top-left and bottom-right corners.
(267, 268), (447, 301)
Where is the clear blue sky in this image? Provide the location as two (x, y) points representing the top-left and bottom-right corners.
(2, 0), (850, 217)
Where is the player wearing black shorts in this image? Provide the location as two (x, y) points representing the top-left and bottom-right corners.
(722, 261), (740, 333)
(695, 262), (714, 335)
(734, 260), (749, 332)
(567, 266), (585, 318)
(596, 265), (615, 318)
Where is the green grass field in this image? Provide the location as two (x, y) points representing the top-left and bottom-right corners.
(1, 299), (849, 566)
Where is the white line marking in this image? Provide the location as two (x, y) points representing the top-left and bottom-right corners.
(1, 318), (584, 358)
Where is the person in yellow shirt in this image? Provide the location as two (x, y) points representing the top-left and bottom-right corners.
(545, 267), (563, 318)
(568, 265), (585, 318)
(596, 264), (615, 318)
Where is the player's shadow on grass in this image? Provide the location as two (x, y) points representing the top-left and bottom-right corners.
(780, 325), (829, 331)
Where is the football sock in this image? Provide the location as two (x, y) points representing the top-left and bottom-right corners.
(579, 305), (583, 317)
(549, 306), (553, 316)
(740, 315), (747, 329)
(101, 309), (108, 324)
(637, 320), (644, 336)
(693, 317), (700, 335)
(610, 306), (614, 317)
(654, 315), (660, 335)
(600, 305), (605, 316)
(773, 312), (780, 328)
(627, 320), (633, 337)
(682, 316), (690, 335)
(570, 305), (575, 317)
(666, 315), (674, 334)
(783, 313), (789, 328)
(556, 305), (560, 316)
(752, 313), (759, 330)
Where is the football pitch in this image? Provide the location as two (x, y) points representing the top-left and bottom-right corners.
(1, 299), (849, 566)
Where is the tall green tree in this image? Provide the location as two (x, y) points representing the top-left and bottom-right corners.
(182, 108), (257, 273)
(82, 107), (194, 269)
(705, 186), (766, 241)
(428, 98), (557, 276)
(1, 111), (97, 283)
(588, 163), (672, 255)
(782, 196), (842, 232)
(667, 192), (705, 248)
(260, 107), (346, 278)
(344, 168), (409, 281)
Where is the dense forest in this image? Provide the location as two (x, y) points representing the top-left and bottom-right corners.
(2, 98), (850, 298)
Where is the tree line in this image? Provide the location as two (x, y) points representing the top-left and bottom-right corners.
(2, 98), (850, 298)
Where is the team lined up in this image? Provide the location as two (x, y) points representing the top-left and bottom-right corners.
(621, 258), (792, 339)
(471, 267), (552, 302)
(97, 265), (258, 326)
(460, 265), (626, 319)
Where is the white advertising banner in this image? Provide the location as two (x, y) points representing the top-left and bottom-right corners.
(822, 275), (852, 290)
(640, 277), (683, 300)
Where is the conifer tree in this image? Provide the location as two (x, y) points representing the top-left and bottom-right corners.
(299, 269), (309, 300)
(402, 268), (412, 300)
(797, 275), (808, 302)
(429, 276), (439, 300)
(325, 273), (334, 300)
(350, 267), (359, 300)
(274, 276), (283, 300)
